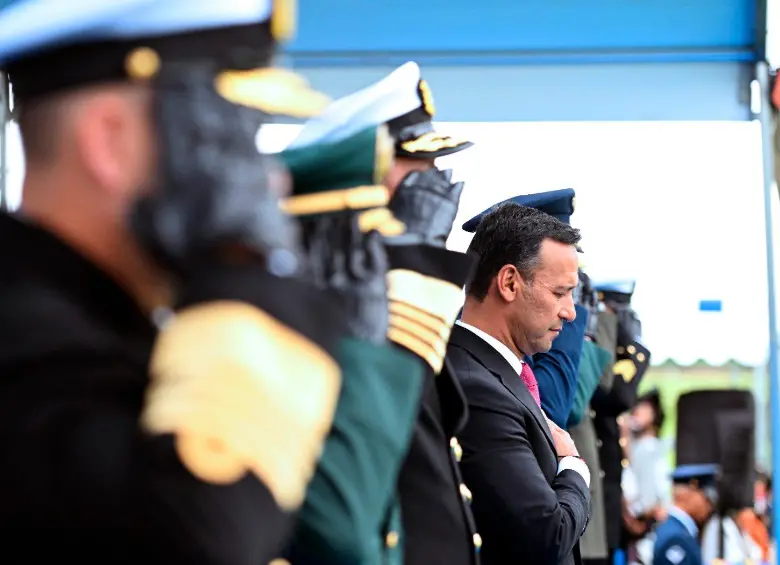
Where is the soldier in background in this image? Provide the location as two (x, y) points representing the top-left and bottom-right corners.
(676, 390), (760, 565)
(275, 120), (425, 564)
(570, 303), (620, 565)
(288, 61), (480, 565)
(0, 0), (357, 562)
(653, 464), (720, 565)
(590, 281), (651, 564)
(623, 389), (671, 528)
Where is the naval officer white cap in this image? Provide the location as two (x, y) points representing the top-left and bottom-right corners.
(289, 61), (473, 158)
(0, 0), (328, 118)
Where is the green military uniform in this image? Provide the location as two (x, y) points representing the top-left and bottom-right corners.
(279, 125), (425, 565)
(282, 60), (479, 565)
(569, 311), (620, 565)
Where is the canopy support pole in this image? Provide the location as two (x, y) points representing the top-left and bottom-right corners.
(757, 59), (780, 546)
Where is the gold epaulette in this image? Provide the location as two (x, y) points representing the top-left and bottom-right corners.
(141, 300), (341, 511)
(386, 269), (463, 373)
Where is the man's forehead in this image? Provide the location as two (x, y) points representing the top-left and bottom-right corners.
(537, 239), (579, 277)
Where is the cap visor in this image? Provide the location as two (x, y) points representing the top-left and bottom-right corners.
(398, 135), (474, 159)
(215, 68), (331, 119)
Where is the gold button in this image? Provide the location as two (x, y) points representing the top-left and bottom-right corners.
(269, 560), (290, 565)
(450, 437), (463, 462)
(386, 530), (400, 549)
(473, 533), (483, 551)
(619, 437), (627, 447)
(616, 346), (625, 355)
(459, 483), (473, 503)
(125, 46), (161, 80)
(627, 345), (636, 355)
(637, 352), (646, 363)
(621, 458), (629, 468)
(617, 415), (625, 426)
(589, 409), (596, 419)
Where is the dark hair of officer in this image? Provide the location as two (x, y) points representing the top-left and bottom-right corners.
(14, 79), (162, 309)
(466, 203), (581, 300)
(461, 203), (581, 358)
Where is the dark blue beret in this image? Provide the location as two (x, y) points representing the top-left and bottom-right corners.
(461, 188), (575, 233)
(672, 463), (720, 486)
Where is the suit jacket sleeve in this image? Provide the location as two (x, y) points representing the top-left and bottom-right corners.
(458, 371), (591, 565)
(531, 305), (588, 428)
(286, 338), (424, 565)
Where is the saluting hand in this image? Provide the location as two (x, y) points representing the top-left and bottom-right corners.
(386, 167), (465, 247)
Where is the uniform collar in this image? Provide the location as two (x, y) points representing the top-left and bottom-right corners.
(0, 213), (155, 339)
(669, 506), (699, 538)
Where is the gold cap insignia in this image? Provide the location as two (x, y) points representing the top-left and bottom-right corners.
(419, 79), (436, 117)
(374, 124), (394, 184)
(271, 0), (297, 41)
(125, 47), (161, 80)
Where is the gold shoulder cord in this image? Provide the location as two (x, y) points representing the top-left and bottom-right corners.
(141, 301), (341, 511)
(386, 269), (464, 373)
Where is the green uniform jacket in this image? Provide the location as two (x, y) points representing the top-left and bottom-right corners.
(284, 337), (424, 565)
(567, 340), (612, 428)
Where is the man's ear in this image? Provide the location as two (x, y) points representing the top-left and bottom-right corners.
(496, 264), (520, 302)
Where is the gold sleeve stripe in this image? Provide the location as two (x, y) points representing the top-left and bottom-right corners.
(386, 269), (464, 373)
(389, 311), (448, 357)
(141, 301), (341, 511)
(281, 185), (389, 216)
(388, 326), (445, 374)
(386, 269), (464, 327)
(389, 301), (449, 339)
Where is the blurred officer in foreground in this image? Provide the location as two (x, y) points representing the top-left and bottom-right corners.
(589, 280), (651, 563)
(654, 465), (720, 565)
(0, 1), (349, 563)
(461, 188), (588, 429)
(276, 119), (425, 562)
(292, 62), (480, 565)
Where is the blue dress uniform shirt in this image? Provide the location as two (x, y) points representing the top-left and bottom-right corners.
(653, 507), (702, 565)
(529, 304), (588, 428)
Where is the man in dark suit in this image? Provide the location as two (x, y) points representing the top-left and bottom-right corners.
(462, 189), (589, 430)
(448, 202), (591, 565)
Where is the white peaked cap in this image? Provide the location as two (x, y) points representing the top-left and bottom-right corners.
(288, 61), (425, 149)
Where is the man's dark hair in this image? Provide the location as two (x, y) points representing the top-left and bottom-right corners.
(15, 97), (65, 164)
(466, 203), (581, 300)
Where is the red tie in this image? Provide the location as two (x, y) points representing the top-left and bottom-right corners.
(520, 363), (541, 408)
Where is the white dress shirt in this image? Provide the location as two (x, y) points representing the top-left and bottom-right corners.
(455, 320), (590, 486)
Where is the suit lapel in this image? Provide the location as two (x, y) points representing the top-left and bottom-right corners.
(438, 357), (469, 435)
(449, 325), (556, 452)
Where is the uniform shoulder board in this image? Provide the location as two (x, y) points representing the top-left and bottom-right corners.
(665, 545), (686, 565)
